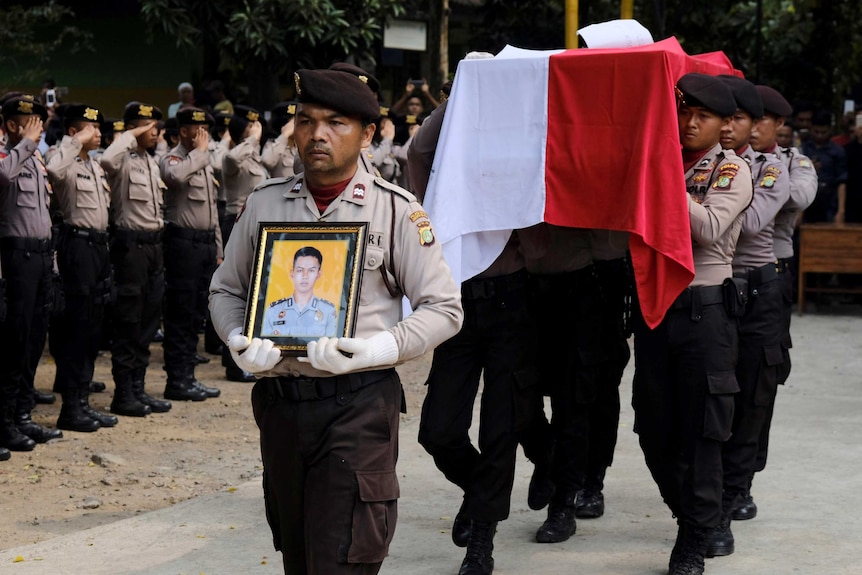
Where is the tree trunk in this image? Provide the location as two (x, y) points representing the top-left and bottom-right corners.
(246, 59), (280, 112)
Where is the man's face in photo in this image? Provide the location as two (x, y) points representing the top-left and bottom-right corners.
(291, 255), (322, 297)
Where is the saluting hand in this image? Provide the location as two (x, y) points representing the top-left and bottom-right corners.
(193, 126), (210, 151)
(380, 117), (395, 141)
(281, 118), (295, 140)
(129, 121), (156, 137)
(19, 116), (43, 143)
(74, 123), (98, 146)
(249, 121), (263, 141)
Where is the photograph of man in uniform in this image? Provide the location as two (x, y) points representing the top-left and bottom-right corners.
(261, 246), (337, 337)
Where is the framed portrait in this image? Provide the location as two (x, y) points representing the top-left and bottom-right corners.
(244, 222), (368, 355)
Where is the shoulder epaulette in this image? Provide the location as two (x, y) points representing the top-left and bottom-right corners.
(374, 176), (417, 203)
(269, 297), (292, 307)
(254, 175), (293, 192)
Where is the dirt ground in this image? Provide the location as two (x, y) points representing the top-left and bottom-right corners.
(0, 342), (433, 550)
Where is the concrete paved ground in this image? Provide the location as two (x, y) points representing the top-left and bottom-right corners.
(2, 312), (860, 575)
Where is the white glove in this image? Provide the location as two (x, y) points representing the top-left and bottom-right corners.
(227, 327), (283, 373)
(298, 331), (398, 375)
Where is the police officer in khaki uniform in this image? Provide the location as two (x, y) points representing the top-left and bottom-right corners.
(708, 76), (789, 557)
(0, 95), (64, 453)
(160, 107), (223, 402)
(632, 74), (752, 575)
(209, 63), (463, 575)
(100, 102), (170, 417)
(222, 105), (267, 241)
(47, 104), (118, 433)
(261, 101), (298, 179)
(731, 86), (817, 523)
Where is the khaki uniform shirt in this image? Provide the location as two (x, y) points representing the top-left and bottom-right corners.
(262, 295), (337, 338)
(46, 136), (110, 231)
(732, 145), (791, 272)
(160, 143), (224, 258)
(520, 224), (592, 274)
(366, 138), (400, 184)
(99, 131), (164, 231)
(590, 229), (629, 262)
(210, 169), (464, 378)
(0, 138), (53, 239)
(772, 147), (818, 259)
(685, 144), (753, 286)
(223, 137), (266, 216)
(261, 135), (298, 179)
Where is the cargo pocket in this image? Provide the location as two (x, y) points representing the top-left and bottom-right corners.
(513, 367), (539, 431)
(575, 343), (608, 404)
(347, 469), (399, 564)
(114, 283), (143, 323)
(755, 345), (783, 406)
(703, 371), (739, 441)
(359, 247), (386, 306)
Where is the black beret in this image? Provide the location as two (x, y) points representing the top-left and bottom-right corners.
(176, 107), (214, 126)
(62, 104), (104, 126)
(676, 73), (736, 117)
(100, 117), (123, 135)
(2, 95), (48, 122)
(234, 105), (261, 123)
(271, 101), (297, 119)
(756, 85), (793, 118)
(294, 64), (380, 121)
(718, 75), (764, 118)
(164, 117), (179, 137)
(329, 62), (380, 93)
(213, 111), (231, 128)
(123, 101), (163, 122)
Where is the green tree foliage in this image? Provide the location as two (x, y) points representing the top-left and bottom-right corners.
(0, 1), (92, 87)
(140, 0), (406, 108)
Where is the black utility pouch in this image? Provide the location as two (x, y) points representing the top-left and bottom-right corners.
(722, 276), (748, 318)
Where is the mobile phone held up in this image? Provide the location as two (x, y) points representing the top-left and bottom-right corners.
(45, 89), (56, 107)
(410, 79), (425, 90)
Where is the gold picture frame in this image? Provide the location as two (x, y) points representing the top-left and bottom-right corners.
(244, 222), (368, 355)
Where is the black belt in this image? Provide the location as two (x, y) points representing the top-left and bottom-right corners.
(165, 224), (216, 244)
(0, 236), (53, 252)
(63, 225), (109, 245)
(112, 228), (163, 244)
(670, 284), (724, 311)
(462, 269), (528, 300)
(777, 258), (792, 273)
(734, 262), (780, 292)
(268, 368), (395, 402)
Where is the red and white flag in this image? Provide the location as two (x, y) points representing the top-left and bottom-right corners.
(424, 37), (738, 328)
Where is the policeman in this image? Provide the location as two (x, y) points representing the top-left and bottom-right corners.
(517, 224), (600, 545)
(46, 104), (118, 432)
(705, 76), (787, 557)
(574, 229), (632, 519)
(159, 107), (223, 402)
(733, 86), (817, 522)
(100, 101), (170, 417)
(222, 104), (266, 242)
(0, 95), (64, 453)
(209, 63), (462, 575)
(632, 73), (752, 575)
(261, 246), (337, 338)
(261, 101), (298, 178)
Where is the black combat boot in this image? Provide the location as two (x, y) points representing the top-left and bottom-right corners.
(89, 380), (107, 393)
(576, 472), (606, 518)
(191, 378), (220, 398)
(706, 491), (738, 557)
(732, 486), (757, 521)
(0, 446), (10, 461)
(79, 384), (118, 427)
(669, 522), (711, 575)
(133, 370), (173, 412)
(110, 374), (152, 417)
(164, 375), (208, 402)
(535, 492), (577, 543)
(56, 386), (100, 433)
(458, 520), (496, 575)
(452, 498), (472, 548)
(527, 456), (555, 511)
(15, 407), (63, 443)
(0, 405), (36, 451)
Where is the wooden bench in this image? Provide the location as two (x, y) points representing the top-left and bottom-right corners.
(797, 223), (862, 313)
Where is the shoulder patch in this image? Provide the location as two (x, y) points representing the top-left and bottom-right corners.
(0, 151), (8, 160)
(167, 155), (182, 166)
(269, 297), (292, 308)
